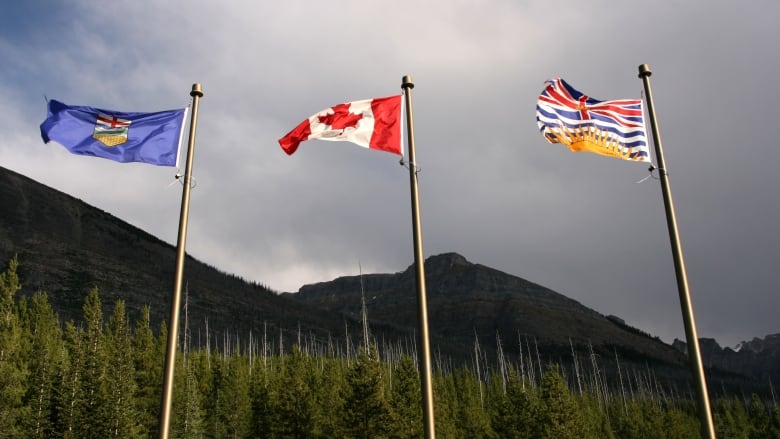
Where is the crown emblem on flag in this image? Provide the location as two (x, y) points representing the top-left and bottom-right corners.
(92, 113), (131, 147)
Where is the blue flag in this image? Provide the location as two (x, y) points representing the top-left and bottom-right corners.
(40, 99), (187, 167)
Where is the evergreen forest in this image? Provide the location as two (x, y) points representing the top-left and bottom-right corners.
(2, 256), (779, 438)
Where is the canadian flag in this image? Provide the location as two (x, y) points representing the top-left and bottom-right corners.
(278, 95), (402, 156)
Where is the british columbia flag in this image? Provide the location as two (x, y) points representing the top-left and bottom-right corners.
(536, 78), (650, 162)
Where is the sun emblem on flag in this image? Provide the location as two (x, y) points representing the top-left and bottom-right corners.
(92, 113), (131, 147)
(546, 124), (638, 161)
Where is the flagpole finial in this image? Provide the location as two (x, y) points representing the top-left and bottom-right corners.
(401, 75), (414, 90)
(638, 64), (652, 78)
(190, 83), (203, 98)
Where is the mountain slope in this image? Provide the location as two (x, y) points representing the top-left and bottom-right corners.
(675, 335), (780, 385)
(286, 252), (688, 367)
(3, 165), (773, 391)
(0, 165), (348, 342)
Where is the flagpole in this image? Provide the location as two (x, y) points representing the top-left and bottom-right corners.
(158, 83), (203, 439)
(638, 64), (716, 439)
(401, 75), (436, 439)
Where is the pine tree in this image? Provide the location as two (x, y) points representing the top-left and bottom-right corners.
(493, 365), (538, 438)
(57, 321), (85, 439)
(216, 353), (252, 438)
(23, 292), (64, 438)
(389, 354), (422, 439)
(205, 350), (226, 438)
(0, 255), (31, 437)
(274, 344), (321, 438)
(451, 368), (495, 438)
(344, 345), (391, 439)
(715, 398), (750, 439)
(249, 358), (274, 438)
(197, 344), (221, 438)
(769, 406), (780, 439)
(432, 369), (459, 439)
(661, 403), (700, 439)
(536, 364), (584, 439)
(79, 288), (110, 437)
(714, 396), (751, 439)
(748, 394), (770, 439)
(578, 395), (615, 439)
(134, 305), (162, 437)
(171, 354), (205, 439)
(612, 398), (653, 439)
(105, 299), (139, 437)
(318, 356), (347, 438)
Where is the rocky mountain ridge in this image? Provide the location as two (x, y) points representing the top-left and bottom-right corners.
(285, 251), (686, 366)
(674, 335), (780, 385)
(0, 165), (348, 345)
(0, 164), (775, 391)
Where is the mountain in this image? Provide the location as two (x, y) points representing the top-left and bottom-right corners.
(0, 165), (349, 344)
(284, 252), (689, 367)
(674, 335), (780, 386)
(0, 165), (773, 393)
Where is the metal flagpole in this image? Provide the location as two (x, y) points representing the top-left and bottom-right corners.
(638, 64), (716, 439)
(158, 83), (203, 439)
(401, 75), (436, 439)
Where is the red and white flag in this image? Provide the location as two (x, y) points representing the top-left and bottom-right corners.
(278, 95), (402, 156)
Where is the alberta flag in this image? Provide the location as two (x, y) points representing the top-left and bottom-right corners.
(278, 95), (402, 156)
(40, 99), (187, 167)
(536, 78), (650, 163)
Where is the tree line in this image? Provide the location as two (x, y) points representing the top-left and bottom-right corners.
(2, 256), (779, 438)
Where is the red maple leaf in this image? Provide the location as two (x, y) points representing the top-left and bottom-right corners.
(318, 103), (363, 130)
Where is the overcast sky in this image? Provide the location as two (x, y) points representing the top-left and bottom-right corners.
(1, 0), (778, 348)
